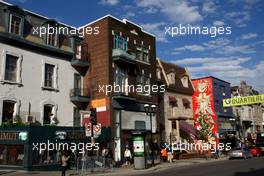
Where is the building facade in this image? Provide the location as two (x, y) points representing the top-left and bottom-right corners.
(80, 15), (159, 162)
(0, 2), (89, 127)
(192, 76), (234, 144)
(156, 58), (195, 145)
(231, 81), (263, 140)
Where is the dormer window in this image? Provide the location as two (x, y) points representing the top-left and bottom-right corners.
(156, 68), (161, 80)
(167, 72), (175, 85)
(47, 27), (57, 46)
(9, 14), (23, 36)
(181, 76), (189, 88)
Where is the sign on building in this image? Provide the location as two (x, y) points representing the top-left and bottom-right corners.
(223, 94), (264, 107)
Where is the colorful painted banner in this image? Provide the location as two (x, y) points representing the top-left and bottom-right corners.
(223, 94), (264, 107)
(192, 78), (218, 144)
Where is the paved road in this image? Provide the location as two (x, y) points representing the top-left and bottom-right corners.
(141, 157), (264, 176)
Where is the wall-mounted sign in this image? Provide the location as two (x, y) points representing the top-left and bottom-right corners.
(223, 94), (264, 107)
(0, 132), (19, 140)
(18, 132), (28, 141)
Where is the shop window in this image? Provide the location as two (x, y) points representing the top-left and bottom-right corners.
(43, 105), (53, 125)
(2, 101), (15, 123)
(9, 14), (23, 35)
(0, 145), (24, 165)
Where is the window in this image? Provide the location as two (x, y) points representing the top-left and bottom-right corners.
(167, 72), (175, 85)
(9, 14), (22, 35)
(47, 27), (57, 46)
(44, 64), (55, 88)
(76, 44), (82, 59)
(114, 66), (128, 94)
(2, 101), (15, 123)
(43, 105), (53, 125)
(113, 34), (127, 50)
(182, 98), (191, 109)
(136, 46), (150, 63)
(156, 68), (161, 80)
(172, 121), (177, 129)
(220, 85), (226, 96)
(137, 73), (150, 95)
(73, 107), (81, 127)
(181, 76), (189, 88)
(4, 54), (18, 82)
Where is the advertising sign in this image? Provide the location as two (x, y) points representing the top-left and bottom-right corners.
(223, 94), (264, 107)
(192, 78), (218, 144)
(133, 136), (144, 157)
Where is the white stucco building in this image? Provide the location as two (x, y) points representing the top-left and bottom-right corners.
(0, 1), (89, 126)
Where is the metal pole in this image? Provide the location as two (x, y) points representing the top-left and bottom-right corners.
(91, 123), (94, 173)
(150, 113), (154, 167)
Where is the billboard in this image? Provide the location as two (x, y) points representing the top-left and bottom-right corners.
(192, 78), (218, 144)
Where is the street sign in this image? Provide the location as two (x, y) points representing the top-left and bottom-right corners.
(223, 94), (264, 107)
(84, 122), (102, 138)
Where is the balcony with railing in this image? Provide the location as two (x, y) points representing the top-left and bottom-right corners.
(71, 50), (90, 68)
(112, 48), (136, 65)
(70, 88), (90, 103)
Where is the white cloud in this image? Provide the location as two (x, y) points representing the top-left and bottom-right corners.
(241, 33), (258, 40)
(99, 0), (119, 6)
(171, 56), (264, 92)
(213, 20), (225, 26)
(173, 45), (205, 53)
(202, 1), (217, 14)
(137, 0), (203, 24)
(141, 22), (167, 42)
(225, 11), (250, 27)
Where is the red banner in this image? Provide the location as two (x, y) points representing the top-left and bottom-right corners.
(192, 78), (218, 144)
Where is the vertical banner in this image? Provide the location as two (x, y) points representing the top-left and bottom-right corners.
(192, 78), (218, 145)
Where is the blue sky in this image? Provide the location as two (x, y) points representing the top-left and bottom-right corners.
(4, 0), (264, 92)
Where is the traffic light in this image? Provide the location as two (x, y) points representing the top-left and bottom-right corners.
(90, 108), (97, 125)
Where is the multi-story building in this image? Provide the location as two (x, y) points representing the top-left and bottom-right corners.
(80, 15), (158, 162)
(192, 76), (234, 144)
(0, 1), (89, 126)
(156, 58), (195, 144)
(231, 81), (263, 139)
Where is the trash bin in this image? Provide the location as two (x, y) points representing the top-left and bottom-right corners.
(133, 136), (145, 169)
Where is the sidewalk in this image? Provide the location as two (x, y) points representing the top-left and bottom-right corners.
(0, 157), (227, 176)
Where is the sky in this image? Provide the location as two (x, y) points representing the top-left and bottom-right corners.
(4, 0), (264, 93)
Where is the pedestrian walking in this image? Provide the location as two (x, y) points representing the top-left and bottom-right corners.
(61, 151), (70, 176)
(124, 147), (132, 166)
(161, 147), (167, 162)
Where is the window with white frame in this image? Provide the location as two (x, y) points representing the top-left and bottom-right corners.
(9, 14), (23, 35)
(0, 51), (23, 84)
(167, 72), (175, 85)
(181, 76), (189, 88)
(42, 62), (58, 90)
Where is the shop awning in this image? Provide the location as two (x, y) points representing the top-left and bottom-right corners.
(179, 120), (197, 139)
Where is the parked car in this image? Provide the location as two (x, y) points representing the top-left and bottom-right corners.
(250, 145), (262, 157)
(228, 147), (253, 159)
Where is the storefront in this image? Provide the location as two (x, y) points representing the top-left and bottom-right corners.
(0, 125), (85, 170)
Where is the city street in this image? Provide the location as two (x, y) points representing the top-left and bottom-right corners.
(141, 157), (264, 176)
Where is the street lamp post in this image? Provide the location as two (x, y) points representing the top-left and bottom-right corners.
(144, 104), (157, 167)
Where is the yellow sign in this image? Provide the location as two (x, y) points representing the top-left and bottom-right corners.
(223, 94), (264, 107)
(91, 98), (106, 108)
